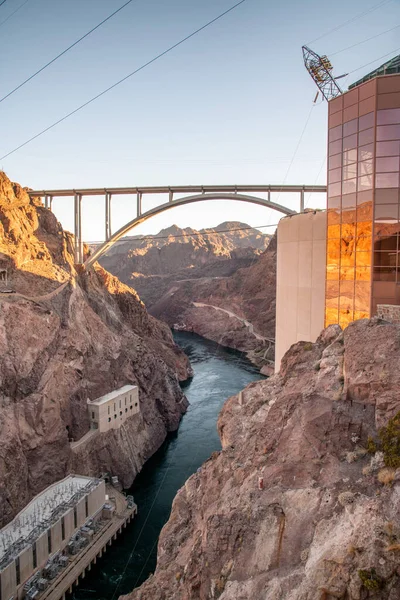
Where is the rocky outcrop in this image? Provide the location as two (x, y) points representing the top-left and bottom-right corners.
(0, 172), (191, 528)
(150, 234), (277, 365)
(125, 319), (400, 600)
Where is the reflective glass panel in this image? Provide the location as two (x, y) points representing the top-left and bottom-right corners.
(374, 204), (399, 222)
(355, 266), (371, 281)
(329, 139), (342, 156)
(342, 193), (356, 209)
(377, 108), (400, 126)
(356, 251), (372, 267)
(343, 179), (357, 194)
(343, 119), (358, 137)
(376, 156), (399, 173)
(358, 159), (373, 176)
(374, 232), (398, 252)
(358, 175), (373, 191)
(343, 163), (357, 180)
(358, 128), (374, 146)
(375, 189), (399, 204)
(358, 112), (374, 131)
(329, 124), (343, 142)
(343, 148), (357, 165)
(374, 250), (398, 267)
(373, 267), (396, 281)
(328, 182), (342, 197)
(329, 168), (342, 183)
(375, 172), (400, 188)
(358, 143), (374, 162)
(377, 125), (400, 141)
(327, 223), (341, 239)
(343, 133), (357, 150)
(329, 153), (342, 170)
(328, 195), (341, 210)
(376, 140), (400, 156)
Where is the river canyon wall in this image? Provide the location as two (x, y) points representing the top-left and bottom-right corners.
(126, 318), (400, 600)
(0, 172), (191, 528)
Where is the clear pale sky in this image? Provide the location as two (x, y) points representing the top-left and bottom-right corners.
(1, 0), (399, 241)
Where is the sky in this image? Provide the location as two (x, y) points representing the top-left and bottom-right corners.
(1, 0), (400, 242)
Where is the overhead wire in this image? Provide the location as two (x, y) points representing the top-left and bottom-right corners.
(0, 0), (8, 7)
(329, 23), (400, 57)
(0, 0), (248, 162)
(306, 0), (392, 45)
(346, 46), (400, 76)
(0, 0), (30, 27)
(0, 0), (138, 104)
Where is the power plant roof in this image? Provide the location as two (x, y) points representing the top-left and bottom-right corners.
(0, 475), (98, 563)
(87, 384), (137, 406)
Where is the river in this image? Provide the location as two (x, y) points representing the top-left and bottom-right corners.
(73, 331), (262, 600)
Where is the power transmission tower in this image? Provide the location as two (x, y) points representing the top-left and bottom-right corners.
(302, 45), (343, 101)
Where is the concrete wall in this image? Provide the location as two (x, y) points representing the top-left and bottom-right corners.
(275, 211), (327, 372)
(88, 387), (140, 433)
(0, 482), (106, 600)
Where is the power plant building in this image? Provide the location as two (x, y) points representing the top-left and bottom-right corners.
(0, 475), (105, 600)
(87, 385), (139, 433)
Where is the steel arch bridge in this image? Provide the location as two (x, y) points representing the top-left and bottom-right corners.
(29, 184), (327, 266)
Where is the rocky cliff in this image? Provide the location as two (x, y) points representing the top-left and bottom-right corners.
(150, 234), (277, 366)
(126, 318), (400, 600)
(0, 172), (191, 528)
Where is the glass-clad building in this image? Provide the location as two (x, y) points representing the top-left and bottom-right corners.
(326, 62), (400, 328)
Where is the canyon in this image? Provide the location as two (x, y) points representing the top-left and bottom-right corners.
(0, 172), (191, 528)
(100, 223), (276, 365)
(126, 318), (400, 600)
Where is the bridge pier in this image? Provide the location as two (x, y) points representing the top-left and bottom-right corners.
(74, 193), (83, 264)
(105, 193), (112, 241)
(300, 187), (305, 213)
(136, 191), (142, 217)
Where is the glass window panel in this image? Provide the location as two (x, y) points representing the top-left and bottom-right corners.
(356, 220), (373, 240)
(342, 208), (357, 224)
(343, 148), (357, 165)
(377, 108), (400, 126)
(356, 251), (372, 267)
(329, 153), (342, 169)
(357, 190), (373, 206)
(374, 204), (399, 222)
(358, 159), (373, 176)
(327, 223), (341, 239)
(327, 238), (341, 258)
(343, 118), (358, 137)
(376, 156), (399, 173)
(343, 179), (357, 195)
(329, 168), (342, 184)
(329, 124), (342, 142)
(356, 266), (371, 281)
(358, 128), (374, 146)
(340, 266), (355, 280)
(377, 125), (400, 141)
(328, 209), (341, 226)
(358, 175), (373, 191)
(355, 235), (373, 253)
(329, 139), (342, 156)
(358, 143), (374, 162)
(375, 172), (400, 188)
(373, 267), (396, 281)
(342, 193), (356, 209)
(343, 163), (357, 180)
(374, 233), (398, 252)
(376, 140), (400, 157)
(328, 195), (341, 210)
(343, 133), (357, 150)
(328, 182), (342, 197)
(375, 189), (399, 204)
(359, 112), (374, 131)
(374, 250), (398, 267)
(374, 221), (400, 238)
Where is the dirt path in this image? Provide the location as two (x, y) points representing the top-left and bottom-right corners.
(192, 302), (274, 343)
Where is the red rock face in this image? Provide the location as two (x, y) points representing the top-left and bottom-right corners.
(0, 172), (191, 527)
(124, 319), (400, 600)
(98, 224), (276, 363)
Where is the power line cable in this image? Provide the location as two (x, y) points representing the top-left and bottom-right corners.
(0, 0), (138, 104)
(306, 0), (392, 45)
(0, 0), (29, 27)
(0, 0), (8, 7)
(347, 46), (400, 75)
(329, 23), (400, 57)
(0, 0), (248, 161)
